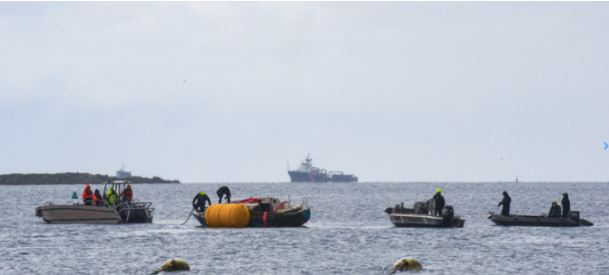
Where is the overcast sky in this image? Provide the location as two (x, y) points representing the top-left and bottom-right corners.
(1, 2), (608, 182)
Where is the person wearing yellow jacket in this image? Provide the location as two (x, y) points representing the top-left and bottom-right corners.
(106, 186), (118, 206)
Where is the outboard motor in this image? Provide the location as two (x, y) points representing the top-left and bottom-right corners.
(442, 205), (454, 226)
(568, 211), (580, 222)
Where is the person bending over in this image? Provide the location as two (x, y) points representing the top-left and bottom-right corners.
(216, 186), (231, 203)
(192, 192), (212, 212)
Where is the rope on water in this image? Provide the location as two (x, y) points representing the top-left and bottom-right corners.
(181, 209), (195, 225)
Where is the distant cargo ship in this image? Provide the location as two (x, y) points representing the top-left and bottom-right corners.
(288, 154), (358, 183)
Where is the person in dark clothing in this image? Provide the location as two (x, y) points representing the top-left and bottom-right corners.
(94, 189), (104, 206)
(192, 192), (212, 212)
(498, 191), (511, 216)
(548, 201), (562, 218)
(216, 186), (231, 203)
(433, 188), (445, 216)
(561, 193), (570, 218)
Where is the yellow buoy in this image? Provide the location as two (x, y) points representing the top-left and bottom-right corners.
(204, 203), (250, 228)
(151, 258), (190, 274)
(392, 257), (422, 273)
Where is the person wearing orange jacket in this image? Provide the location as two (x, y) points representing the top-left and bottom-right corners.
(82, 184), (95, 206)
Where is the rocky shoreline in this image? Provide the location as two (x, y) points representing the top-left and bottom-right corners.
(0, 172), (180, 185)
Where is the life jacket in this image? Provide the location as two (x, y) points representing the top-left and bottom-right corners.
(107, 188), (118, 205)
(82, 186), (94, 203)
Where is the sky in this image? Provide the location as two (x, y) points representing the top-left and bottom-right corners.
(1, 2), (608, 183)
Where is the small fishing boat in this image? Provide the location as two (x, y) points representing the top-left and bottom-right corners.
(35, 179), (154, 224)
(194, 197), (311, 228)
(385, 200), (465, 228)
(488, 211), (593, 227)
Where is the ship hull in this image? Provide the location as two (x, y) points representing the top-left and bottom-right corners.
(330, 174), (358, 182)
(288, 171), (328, 183)
(288, 171), (357, 183)
(288, 155), (357, 183)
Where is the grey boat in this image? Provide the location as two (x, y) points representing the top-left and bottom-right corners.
(488, 211), (593, 227)
(385, 200), (465, 228)
(35, 179), (154, 224)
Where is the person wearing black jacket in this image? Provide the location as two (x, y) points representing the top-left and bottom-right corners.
(216, 186), (231, 203)
(498, 191), (511, 216)
(561, 193), (571, 218)
(433, 189), (445, 216)
(192, 192), (212, 212)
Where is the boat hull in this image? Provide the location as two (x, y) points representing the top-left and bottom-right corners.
(36, 205), (122, 224)
(194, 207), (311, 228)
(388, 213), (465, 228)
(36, 202), (154, 224)
(488, 214), (593, 227)
(386, 206), (465, 228)
(117, 202), (154, 223)
(249, 207), (311, 227)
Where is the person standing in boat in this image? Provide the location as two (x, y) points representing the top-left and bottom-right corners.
(216, 186), (231, 203)
(432, 188), (445, 216)
(561, 193), (570, 218)
(106, 186), (118, 206)
(81, 184), (94, 206)
(548, 201), (562, 218)
(192, 192), (212, 212)
(498, 191), (511, 216)
(120, 184), (134, 204)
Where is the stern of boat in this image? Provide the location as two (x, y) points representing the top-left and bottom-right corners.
(117, 201), (154, 223)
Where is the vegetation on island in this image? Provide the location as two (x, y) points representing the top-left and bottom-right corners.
(0, 172), (180, 185)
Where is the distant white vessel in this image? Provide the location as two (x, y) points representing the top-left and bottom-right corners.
(287, 154), (357, 183)
(116, 164), (132, 179)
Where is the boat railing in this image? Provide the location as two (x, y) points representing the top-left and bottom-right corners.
(117, 200), (154, 211)
(116, 201), (154, 223)
(285, 195), (308, 209)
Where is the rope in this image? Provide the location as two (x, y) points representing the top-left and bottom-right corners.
(181, 209), (195, 225)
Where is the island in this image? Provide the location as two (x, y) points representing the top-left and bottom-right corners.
(0, 172), (180, 185)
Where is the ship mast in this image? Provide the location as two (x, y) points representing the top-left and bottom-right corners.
(305, 153), (312, 167)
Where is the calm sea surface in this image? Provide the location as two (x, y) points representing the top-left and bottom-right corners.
(1, 182), (608, 274)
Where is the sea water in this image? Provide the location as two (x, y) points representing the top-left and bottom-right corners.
(0, 182), (607, 274)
